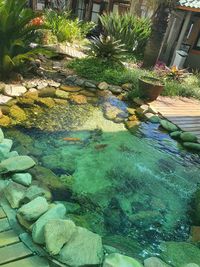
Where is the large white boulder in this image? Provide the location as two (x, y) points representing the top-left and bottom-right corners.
(32, 204), (66, 244)
(18, 196), (49, 221)
(59, 226), (103, 266)
(45, 219), (76, 255)
(4, 84), (27, 96)
(0, 156), (35, 173)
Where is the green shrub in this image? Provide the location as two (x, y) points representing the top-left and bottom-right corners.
(100, 13), (151, 54)
(0, 0), (50, 78)
(88, 35), (127, 64)
(44, 9), (95, 43)
(67, 57), (200, 101)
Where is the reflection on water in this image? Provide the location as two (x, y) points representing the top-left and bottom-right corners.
(5, 104), (200, 259)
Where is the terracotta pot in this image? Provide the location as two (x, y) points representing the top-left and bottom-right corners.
(139, 76), (164, 101)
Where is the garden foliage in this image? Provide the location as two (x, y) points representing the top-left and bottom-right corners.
(0, 0), (51, 78)
(100, 13), (151, 54)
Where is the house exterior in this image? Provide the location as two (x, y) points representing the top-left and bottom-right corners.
(160, 0), (200, 70)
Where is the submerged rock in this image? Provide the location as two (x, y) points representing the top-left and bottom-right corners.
(183, 142), (200, 151)
(70, 94), (87, 105)
(4, 181), (26, 208)
(160, 242), (200, 267)
(12, 173), (32, 186)
(10, 105), (27, 122)
(144, 257), (171, 267)
(21, 185), (52, 204)
(45, 219), (76, 255)
(58, 226), (103, 266)
(0, 128), (4, 142)
(18, 197), (48, 221)
(0, 156), (35, 173)
(32, 204), (66, 244)
(0, 139), (13, 157)
(103, 253), (143, 267)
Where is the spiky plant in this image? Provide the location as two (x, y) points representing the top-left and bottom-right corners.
(0, 0), (51, 78)
(88, 35), (127, 64)
(100, 13), (151, 54)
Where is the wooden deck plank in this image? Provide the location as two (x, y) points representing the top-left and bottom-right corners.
(0, 218), (11, 233)
(0, 242), (32, 265)
(149, 96), (200, 142)
(0, 230), (19, 248)
(0, 207), (6, 219)
(0, 256), (49, 267)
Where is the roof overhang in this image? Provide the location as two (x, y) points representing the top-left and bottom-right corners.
(177, 5), (200, 12)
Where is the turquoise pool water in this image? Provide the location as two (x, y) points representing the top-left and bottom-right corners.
(5, 101), (200, 259)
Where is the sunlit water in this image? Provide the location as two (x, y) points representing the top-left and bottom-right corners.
(5, 100), (200, 259)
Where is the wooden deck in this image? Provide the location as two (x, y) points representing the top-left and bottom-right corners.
(0, 204), (49, 267)
(149, 96), (200, 142)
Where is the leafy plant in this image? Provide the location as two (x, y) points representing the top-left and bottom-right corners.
(100, 13), (151, 54)
(88, 35), (127, 64)
(155, 64), (191, 82)
(0, 0), (51, 78)
(44, 9), (95, 43)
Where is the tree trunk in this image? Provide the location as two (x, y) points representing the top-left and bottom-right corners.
(142, 3), (171, 68)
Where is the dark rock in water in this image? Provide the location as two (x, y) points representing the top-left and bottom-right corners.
(160, 241), (200, 267)
(29, 165), (65, 190)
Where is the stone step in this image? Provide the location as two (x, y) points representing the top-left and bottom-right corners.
(0, 218), (11, 233)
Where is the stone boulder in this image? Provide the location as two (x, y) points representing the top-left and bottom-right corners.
(180, 132), (198, 143)
(59, 226), (103, 266)
(160, 120), (178, 132)
(18, 196), (48, 221)
(0, 94), (12, 104)
(70, 94), (87, 104)
(12, 173), (32, 186)
(45, 219), (76, 255)
(60, 85), (81, 92)
(4, 181), (26, 208)
(10, 105), (27, 122)
(108, 85), (122, 94)
(38, 87), (56, 98)
(144, 257), (171, 267)
(144, 113), (160, 123)
(0, 139), (13, 157)
(0, 128), (4, 143)
(32, 204), (66, 244)
(4, 85), (27, 97)
(103, 253), (143, 267)
(55, 89), (69, 99)
(170, 131), (182, 139)
(98, 82), (109, 91)
(160, 242), (200, 267)
(21, 185), (52, 204)
(0, 156), (35, 173)
(183, 142), (200, 151)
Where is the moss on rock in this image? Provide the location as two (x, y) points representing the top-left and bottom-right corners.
(10, 105), (27, 122)
(35, 97), (55, 108)
(0, 115), (11, 127)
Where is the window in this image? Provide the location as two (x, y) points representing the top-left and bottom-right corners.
(194, 32), (200, 51)
(76, 0), (85, 20)
(91, 3), (101, 23)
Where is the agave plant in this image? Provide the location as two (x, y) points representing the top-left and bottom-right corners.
(88, 35), (127, 64)
(0, 0), (51, 78)
(100, 13), (151, 54)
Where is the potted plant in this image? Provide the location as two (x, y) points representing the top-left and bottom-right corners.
(138, 76), (164, 101)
